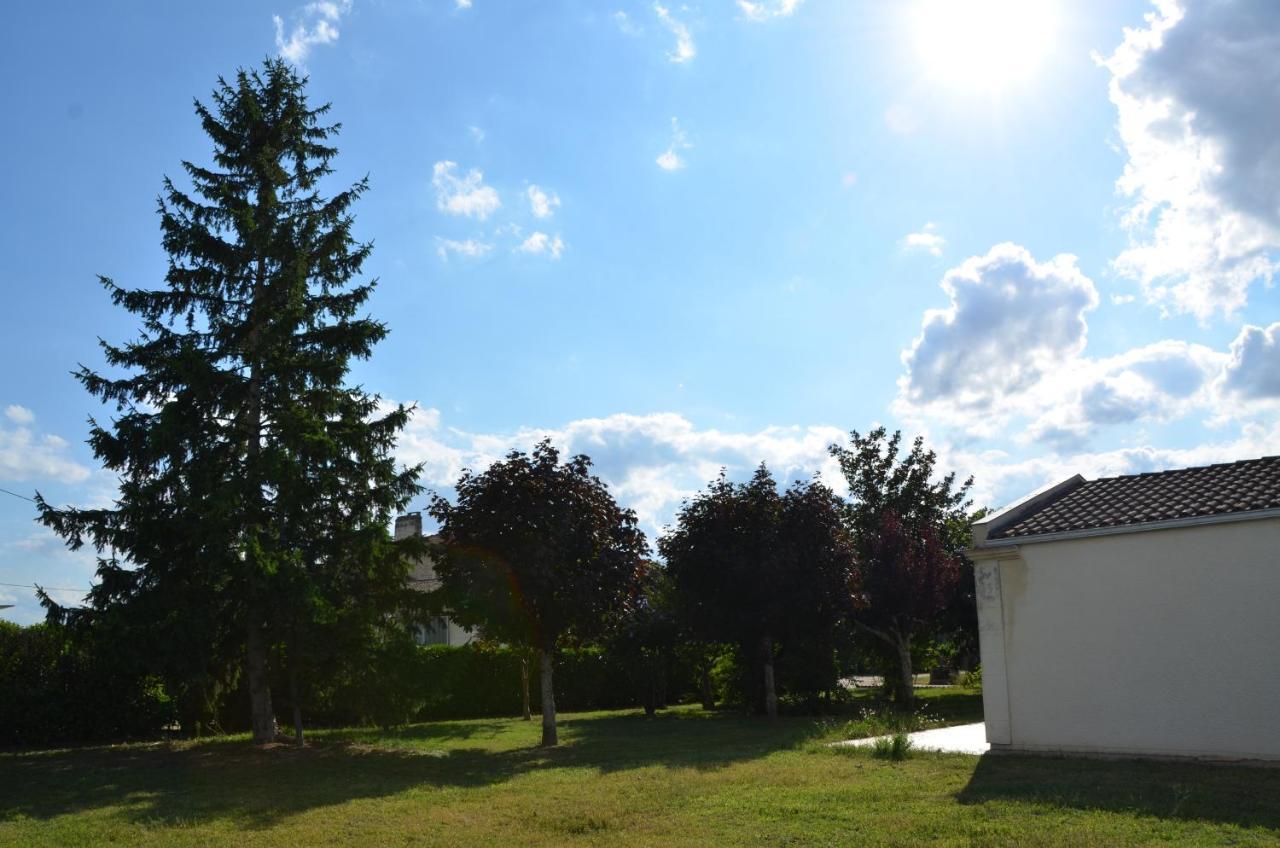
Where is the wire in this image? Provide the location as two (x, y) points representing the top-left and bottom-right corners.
(0, 487), (36, 504)
(0, 581), (88, 593)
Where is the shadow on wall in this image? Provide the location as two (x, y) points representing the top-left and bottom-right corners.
(957, 752), (1280, 832)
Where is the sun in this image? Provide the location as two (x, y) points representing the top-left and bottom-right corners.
(909, 0), (1060, 94)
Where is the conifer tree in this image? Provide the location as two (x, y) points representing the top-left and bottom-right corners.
(36, 60), (421, 743)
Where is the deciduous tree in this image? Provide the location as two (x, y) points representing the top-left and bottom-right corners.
(660, 467), (855, 718)
(428, 440), (647, 746)
(829, 428), (970, 708)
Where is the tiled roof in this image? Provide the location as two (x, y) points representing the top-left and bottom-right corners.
(988, 456), (1280, 540)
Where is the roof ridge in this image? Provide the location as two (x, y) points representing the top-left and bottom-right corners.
(1086, 454), (1279, 484)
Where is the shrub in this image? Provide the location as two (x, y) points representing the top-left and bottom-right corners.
(957, 665), (982, 692)
(0, 621), (175, 747)
(312, 642), (698, 727)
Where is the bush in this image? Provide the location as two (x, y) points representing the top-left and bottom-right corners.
(0, 621), (175, 747)
(1, 619), (701, 745)
(957, 665), (982, 692)
(312, 642), (697, 727)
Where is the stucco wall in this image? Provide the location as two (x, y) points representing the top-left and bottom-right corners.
(977, 517), (1280, 760)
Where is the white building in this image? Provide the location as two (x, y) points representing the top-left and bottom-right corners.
(968, 456), (1280, 762)
(394, 513), (474, 647)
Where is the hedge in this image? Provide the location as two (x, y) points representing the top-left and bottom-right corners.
(317, 642), (694, 726)
(0, 619), (698, 745)
(0, 621), (174, 747)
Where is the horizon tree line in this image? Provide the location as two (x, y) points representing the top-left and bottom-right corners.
(31, 58), (977, 748)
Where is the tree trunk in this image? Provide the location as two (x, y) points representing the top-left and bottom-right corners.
(895, 634), (914, 711)
(761, 635), (778, 720)
(643, 654), (657, 717)
(289, 629), (304, 747)
(244, 252), (274, 745)
(246, 614), (277, 743)
(520, 656), (532, 721)
(540, 645), (558, 746)
(700, 664), (715, 711)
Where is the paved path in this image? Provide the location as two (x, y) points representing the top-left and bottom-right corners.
(836, 722), (989, 755)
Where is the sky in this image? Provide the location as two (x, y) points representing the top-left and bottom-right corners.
(2, 0), (1278, 624)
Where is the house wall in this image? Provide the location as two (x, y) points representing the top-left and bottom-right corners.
(975, 517), (1280, 761)
(394, 513), (474, 647)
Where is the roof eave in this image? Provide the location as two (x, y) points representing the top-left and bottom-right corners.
(971, 474), (1086, 546)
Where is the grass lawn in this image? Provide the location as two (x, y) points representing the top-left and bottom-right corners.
(3, 689), (1279, 846)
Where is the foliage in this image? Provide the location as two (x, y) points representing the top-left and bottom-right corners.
(608, 562), (680, 714)
(660, 466), (856, 716)
(958, 665), (983, 692)
(0, 621), (174, 747)
(33, 59), (421, 743)
(829, 428), (971, 707)
(428, 440), (648, 745)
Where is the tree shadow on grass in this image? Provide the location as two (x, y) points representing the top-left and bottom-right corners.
(957, 752), (1280, 832)
(0, 708), (818, 831)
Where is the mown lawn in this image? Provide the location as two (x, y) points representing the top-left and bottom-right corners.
(2, 690), (1278, 847)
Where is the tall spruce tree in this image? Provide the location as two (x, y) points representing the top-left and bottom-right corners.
(35, 60), (421, 743)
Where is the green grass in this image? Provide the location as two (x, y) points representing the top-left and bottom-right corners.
(2, 689), (1278, 846)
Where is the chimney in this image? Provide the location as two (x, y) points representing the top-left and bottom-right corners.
(394, 512), (422, 541)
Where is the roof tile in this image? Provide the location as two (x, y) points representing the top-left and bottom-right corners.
(988, 456), (1280, 540)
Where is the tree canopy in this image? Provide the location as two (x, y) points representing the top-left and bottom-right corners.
(428, 439), (648, 745)
(829, 427), (971, 706)
(36, 59), (421, 743)
(660, 466), (856, 717)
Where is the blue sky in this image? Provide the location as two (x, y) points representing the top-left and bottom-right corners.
(2, 0), (1278, 623)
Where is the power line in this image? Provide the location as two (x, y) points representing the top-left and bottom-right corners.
(0, 581), (88, 593)
(0, 486), (36, 504)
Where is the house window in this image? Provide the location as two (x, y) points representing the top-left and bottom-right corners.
(416, 618), (450, 646)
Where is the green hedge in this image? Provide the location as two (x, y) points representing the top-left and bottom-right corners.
(0, 619), (697, 745)
(334, 643), (680, 724)
(0, 621), (175, 747)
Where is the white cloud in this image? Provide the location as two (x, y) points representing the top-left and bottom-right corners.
(657, 117), (692, 171)
(468, 125), (485, 144)
(884, 103), (920, 136)
(1024, 340), (1226, 451)
(896, 244), (1280, 454)
(456, 0), (472, 8)
(392, 406), (845, 537)
(1100, 0), (1280, 319)
(841, 171), (858, 189)
(0, 409), (91, 485)
(1222, 322), (1280, 400)
(1111, 293), (1136, 305)
(273, 0), (352, 65)
(432, 161), (501, 220)
(435, 237), (493, 260)
(654, 3), (696, 63)
(390, 403), (1280, 542)
(898, 243), (1099, 428)
(737, 0), (803, 21)
(946, 417), (1280, 515)
(516, 231), (565, 259)
(527, 184), (560, 219)
(901, 222), (946, 257)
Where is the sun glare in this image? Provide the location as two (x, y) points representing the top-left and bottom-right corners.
(910, 0), (1060, 94)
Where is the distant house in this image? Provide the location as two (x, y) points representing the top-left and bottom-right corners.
(968, 456), (1280, 762)
(394, 513), (474, 647)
